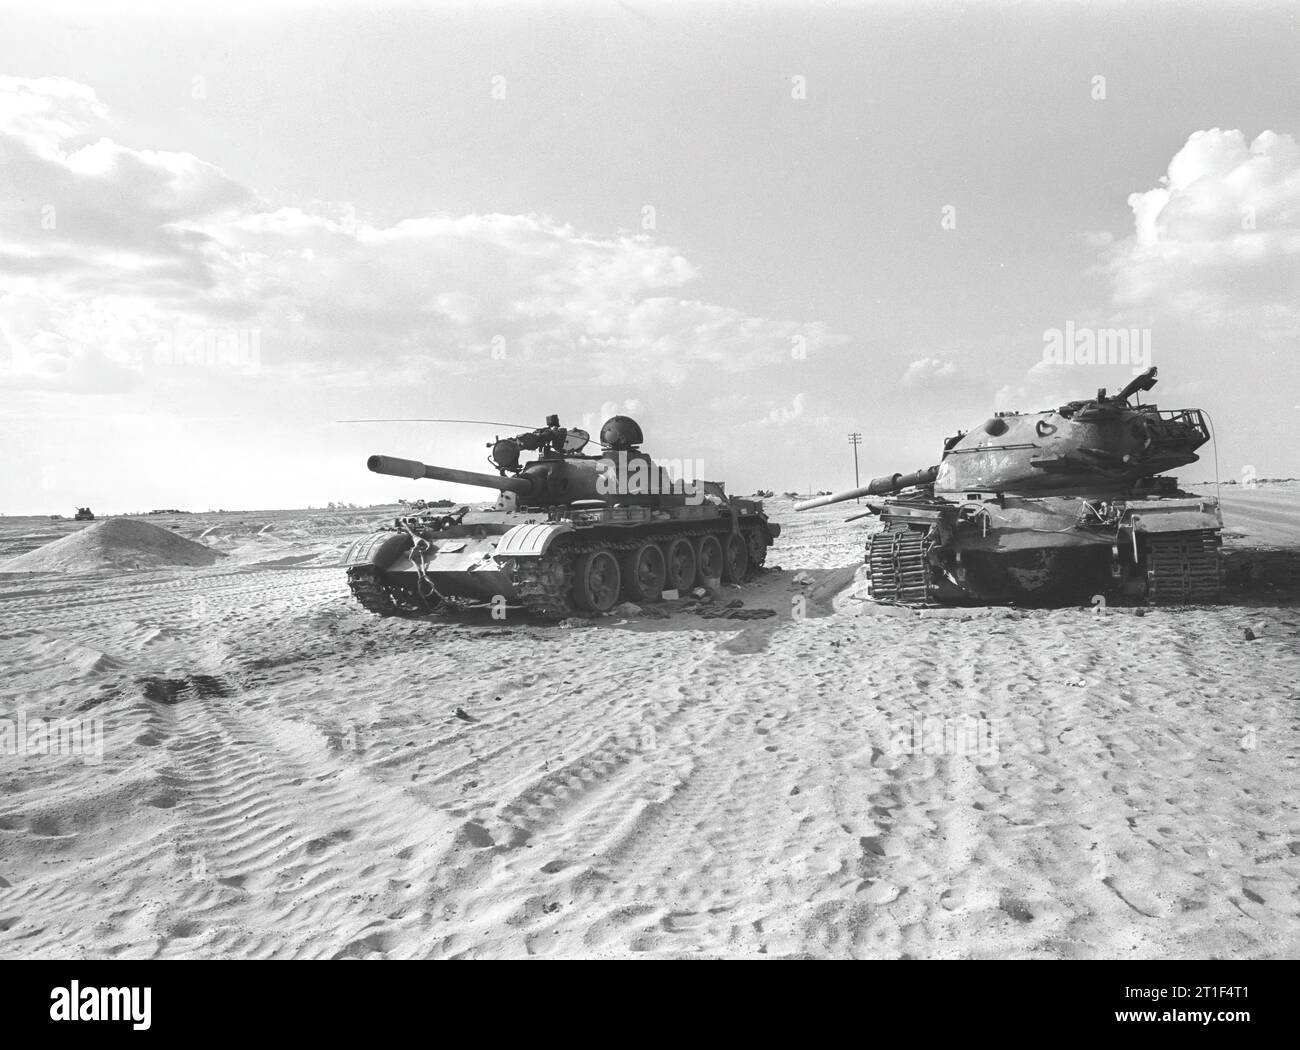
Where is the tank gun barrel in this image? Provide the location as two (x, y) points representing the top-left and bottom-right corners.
(794, 466), (938, 512)
(367, 454), (535, 495)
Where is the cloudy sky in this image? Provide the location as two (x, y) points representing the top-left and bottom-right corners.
(1, 0), (1297, 513)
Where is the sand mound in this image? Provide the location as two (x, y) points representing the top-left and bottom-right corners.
(0, 518), (225, 573)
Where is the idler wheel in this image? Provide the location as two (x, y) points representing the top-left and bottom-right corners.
(694, 534), (724, 585)
(573, 550), (622, 613)
(621, 541), (667, 602)
(722, 532), (750, 583)
(662, 537), (697, 594)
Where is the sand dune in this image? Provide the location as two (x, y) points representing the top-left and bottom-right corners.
(0, 495), (1297, 958)
(0, 518), (223, 573)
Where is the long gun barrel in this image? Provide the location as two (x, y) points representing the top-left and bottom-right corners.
(794, 466), (938, 512)
(367, 454), (535, 495)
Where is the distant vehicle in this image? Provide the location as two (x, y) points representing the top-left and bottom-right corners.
(74, 507), (95, 521)
(796, 367), (1222, 605)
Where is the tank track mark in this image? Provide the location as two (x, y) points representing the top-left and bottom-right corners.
(1146, 529), (1223, 604)
(346, 564), (442, 618)
(505, 522), (772, 620)
(866, 528), (934, 606)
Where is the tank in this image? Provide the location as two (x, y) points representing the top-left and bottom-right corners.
(795, 368), (1223, 605)
(342, 414), (780, 618)
(74, 507), (95, 521)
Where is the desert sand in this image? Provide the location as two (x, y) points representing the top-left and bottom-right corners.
(0, 487), (1297, 959)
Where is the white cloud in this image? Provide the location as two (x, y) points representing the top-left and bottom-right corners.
(1100, 129), (1300, 335)
(902, 356), (957, 387)
(990, 129), (1300, 419)
(0, 77), (844, 395)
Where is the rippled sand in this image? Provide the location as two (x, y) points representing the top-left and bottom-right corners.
(1, 490), (1297, 958)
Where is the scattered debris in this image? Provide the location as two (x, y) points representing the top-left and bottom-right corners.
(700, 606), (777, 621)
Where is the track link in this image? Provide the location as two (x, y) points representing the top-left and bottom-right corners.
(866, 528), (933, 606)
(509, 551), (577, 619)
(1146, 529), (1223, 604)
(346, 564), (441, 618)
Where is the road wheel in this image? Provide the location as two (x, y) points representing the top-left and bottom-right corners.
(573, 549), (622, 613)
(722, 532), (750, 583)
(662, 537), (696, 594)
(694, 534), (723, 585)
(621, 542), (667, 602)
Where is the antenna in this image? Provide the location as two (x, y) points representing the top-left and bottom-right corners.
(336, 418), (534, 429)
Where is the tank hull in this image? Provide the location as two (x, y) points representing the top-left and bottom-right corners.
(342, 500), (779, 618)
(864, 492), (1223, 606)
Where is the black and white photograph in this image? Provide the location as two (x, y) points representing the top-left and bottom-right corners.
(0, 0), (1297, 1001)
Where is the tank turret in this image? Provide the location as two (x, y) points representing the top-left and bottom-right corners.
(366, 416), (690, 508)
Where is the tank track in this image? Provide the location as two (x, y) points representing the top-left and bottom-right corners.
(509, 549), (577, 619)
(346, 564), (441, 618)
(505, 523), (771, 620)
(1146, 529), (1222, 604)
(866, 528), (933, 606)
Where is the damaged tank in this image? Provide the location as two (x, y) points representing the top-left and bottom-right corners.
(795, 368), (1223, 605)
(342, 414), (780, 618)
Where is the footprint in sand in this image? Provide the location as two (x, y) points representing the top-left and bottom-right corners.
(457, 821), (495, 849)
(28, 816), (67, 838)
(167, 919), (203, 939)
(304, 828), (355, 856)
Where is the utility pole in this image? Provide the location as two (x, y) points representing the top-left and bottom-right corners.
(847, 432), (862, 502)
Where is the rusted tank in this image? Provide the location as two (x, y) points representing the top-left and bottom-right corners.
(342, 415), (780, 618)
(796, 368), (1223, 605)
